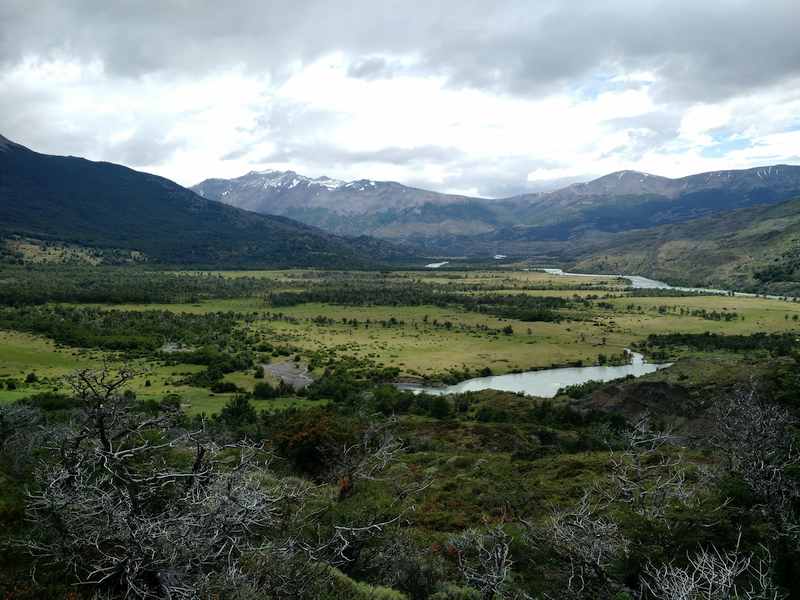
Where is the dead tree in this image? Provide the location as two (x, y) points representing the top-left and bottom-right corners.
(641, 537), (785, 600)
(19, 367), (421, 599)
(22, 366), (313, 599)
(526, 493), (629, 598)
(604, 414), (692, 523)
(448, 525), (514, 600)
(712, 386), (800, 544)
(330, 416), (405, 498)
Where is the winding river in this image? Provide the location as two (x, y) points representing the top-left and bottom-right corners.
(396, 266), (794, 398)
(398, 352), (671, 398)
(542, 268), (793, 300)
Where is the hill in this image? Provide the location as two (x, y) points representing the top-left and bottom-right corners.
(193, 165), (800, 252)
(568, 197), (800, 295)
(0, 135), (407, 267)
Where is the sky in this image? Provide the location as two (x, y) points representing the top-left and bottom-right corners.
(1, 0), (799, 198)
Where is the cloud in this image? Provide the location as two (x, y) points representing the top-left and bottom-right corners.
(0, 0), (799, 193)
(2, 1), (798, 101)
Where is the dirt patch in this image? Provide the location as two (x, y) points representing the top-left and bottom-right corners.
(262, 361), (314, 390)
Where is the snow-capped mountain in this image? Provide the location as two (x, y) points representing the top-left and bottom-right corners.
(193, 169), (471, 217)
(192, 165), (800, 246)
(192, 169), (484, 239)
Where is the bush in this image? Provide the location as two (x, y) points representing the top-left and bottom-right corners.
(217, 395), (257, 429)
(210, 381), (239, 394)
(21, 392), (80, 412)
(270, 409), (356, 477)
(253, 381), (278, 400)
(429, 396), (451, 419)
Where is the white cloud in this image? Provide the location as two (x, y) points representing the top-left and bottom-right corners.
(2, 48), (799, 195)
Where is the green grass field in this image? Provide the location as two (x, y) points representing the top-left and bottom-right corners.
(3, 269), (799, 412)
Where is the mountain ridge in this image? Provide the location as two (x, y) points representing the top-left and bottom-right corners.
(0, 135), (409, 268)
(193, 164), (800, 247)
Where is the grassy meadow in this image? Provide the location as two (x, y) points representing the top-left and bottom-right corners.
(2, 268), (799, 414)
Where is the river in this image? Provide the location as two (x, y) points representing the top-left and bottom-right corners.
(541, 268), (794, 300)
(397, 351), (671, 398)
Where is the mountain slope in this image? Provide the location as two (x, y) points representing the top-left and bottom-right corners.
(194, 165), (800, 251)
(0, 136), (407, 267)
(192, 170), (484, 239)
(568, 197), (800, 295)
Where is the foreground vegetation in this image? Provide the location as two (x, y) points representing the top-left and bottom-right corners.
(1, 265), (799, 598)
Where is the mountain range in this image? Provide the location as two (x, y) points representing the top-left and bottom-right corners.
(1, 133), (798, 293)
(193, 165), (800, 252)
(0, 135), (407, 268)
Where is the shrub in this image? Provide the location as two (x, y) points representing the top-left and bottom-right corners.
(253, 381), (278, 400)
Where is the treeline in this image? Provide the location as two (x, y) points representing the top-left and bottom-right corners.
(0, 266), (278, 305)
(641, 331), (800, 356)
(268, 284), (573, 322)
(0, 305), (245, 352)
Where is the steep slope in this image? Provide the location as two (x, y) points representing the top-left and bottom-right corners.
(0, 136), (407, 267)
(194, 165), (800, 251)
(568, 197), (800, 295)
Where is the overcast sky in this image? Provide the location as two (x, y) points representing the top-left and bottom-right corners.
(1, 0), (799, 197)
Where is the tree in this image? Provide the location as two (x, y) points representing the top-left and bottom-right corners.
(22, 366), (311, 599)
(603, 414), (692, 522)
(527, 493), (629, 598)
(448, 526), (514, 600)
(641, 538), (784, 600)
(712, 386), (800, 546)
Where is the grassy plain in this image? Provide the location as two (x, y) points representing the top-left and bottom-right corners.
(3, 269), (799, 413)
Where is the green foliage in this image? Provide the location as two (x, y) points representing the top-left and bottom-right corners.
(252, 380), (293, 399)
(429, 584), (481, 600)
(0, 305), (242, 353)
(268, 408), (357, 476)
(328, 568), (408, 599)
(0, 266), (279, 305)
(268, 283), (573, 323)
(642, 331), (800, 356)
(216, 395), (258, 431)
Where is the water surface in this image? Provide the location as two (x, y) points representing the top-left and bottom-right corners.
(398, 352), (671, 398)
(542, 268), (793, 300)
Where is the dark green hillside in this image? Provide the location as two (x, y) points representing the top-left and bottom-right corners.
(570, 197), (800, 294)
(0, 135), (407, 267)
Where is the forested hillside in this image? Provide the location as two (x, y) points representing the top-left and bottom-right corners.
(0, 135), (408, 268)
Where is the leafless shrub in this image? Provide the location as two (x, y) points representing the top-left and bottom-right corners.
(218, 543), (335, 599)
(0, 403), (47, 476)
(604, 414), (692, 522)
(712, 385), (800, 542)
(362, 531), (445, 599)
(448, 525), (514, 600)
(526, 493), (629, 598)
(641, 537), (785, 600)
(20, 366), (316, 599)
(330, 416), (405, 498)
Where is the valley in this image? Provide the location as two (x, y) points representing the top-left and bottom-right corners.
(4, 2), (800, 596)
(4, 263), (799, 597)
(3, 136), (800, 599)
